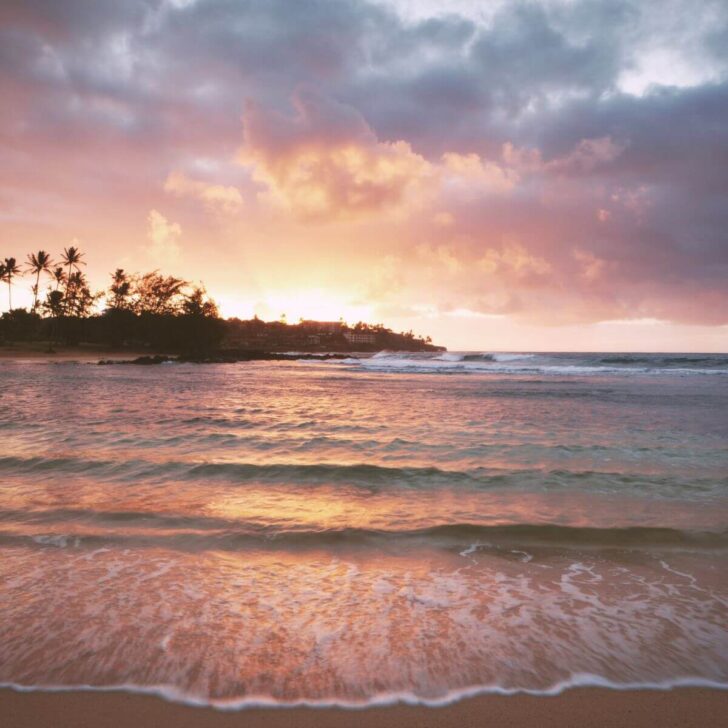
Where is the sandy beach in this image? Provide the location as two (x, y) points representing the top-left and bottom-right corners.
(2, 688), (727, 728)
(0, 343), (151, 361)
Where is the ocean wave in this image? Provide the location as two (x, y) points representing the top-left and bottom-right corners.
(4, 523), (726, 553)
(2, 454), (725, 496)
(328, 359), (728, 376)
(0, 454), (485, 487)
(492, 353), (537, 362)
(315, 351), (728, 376)
(2, 675), (726, 710)
(433, 353), (537, 363)
(599, 355), (728, 367)
(1, 455), (725, 500)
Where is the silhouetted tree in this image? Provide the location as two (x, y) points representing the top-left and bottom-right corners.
(102, 269), (136, 347)
(1, 247), (440, 354)
(177, 286), (222, 355)
(43, 289), (64, 318)
(26, 250), (54, 313)
(182, 286), (219, 318)
(134, 272), (187, 315)
(54, 271), (98, 345)
(108, 268), (134, 311)
(2, 257), (22, 311)
(64, 271), (98, 318)
(61, 245), (84, 276)
(1, 308), (41, 341)
(51, 265), (66, 291)
(60, 246), (84, 314)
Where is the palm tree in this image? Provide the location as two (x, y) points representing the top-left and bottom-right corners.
(26, 250), (54, 313)
(108, 268), (132, 310)
(51, 265), (66, 291)
(45, 266), (66, 349)
(45, 265), (66, 347)
(2, 257), (21, 311)
(60, 246), (84, 315)
(61, 245), (84, 282)
(64, 270), (97, 318)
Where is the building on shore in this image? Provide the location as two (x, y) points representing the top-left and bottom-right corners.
(343, 330), (377, 346)
(300, 320), (343, 333)
(215, 317), (442, 352)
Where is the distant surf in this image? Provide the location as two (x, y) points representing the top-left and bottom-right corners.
(318, 351), (728, 375)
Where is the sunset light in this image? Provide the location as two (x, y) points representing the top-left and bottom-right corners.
(216, 288), (375, 328)
(1, 1), (727, 350)
(1, 2), (727, 728)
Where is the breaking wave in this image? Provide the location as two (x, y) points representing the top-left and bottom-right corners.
(320, 351), (728, 375)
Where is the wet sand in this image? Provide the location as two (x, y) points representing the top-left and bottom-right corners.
(1, 688), (726, 728)
(0, 344), (150, 361)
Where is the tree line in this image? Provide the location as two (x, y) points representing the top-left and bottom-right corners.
(2, 248), (441, 354)
(1, 247), (221, 353)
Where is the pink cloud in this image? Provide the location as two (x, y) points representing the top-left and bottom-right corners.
(164, 172), (243, 215)
(1, 0), (726, 342)
(240, 88), (432, 219)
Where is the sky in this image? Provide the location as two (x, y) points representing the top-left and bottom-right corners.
(1, 0), (727, 351)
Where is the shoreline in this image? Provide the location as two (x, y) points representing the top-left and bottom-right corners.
(0, 345), (363, 364)
(0, 347), (341, 364)
(2, 687), (727, 728)
(0, 344), (151, 362)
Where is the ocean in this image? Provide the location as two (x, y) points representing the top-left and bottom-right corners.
(0, 352), (727, 706)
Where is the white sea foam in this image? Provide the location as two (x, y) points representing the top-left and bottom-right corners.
(2, 676), (726, 711)
(435, 352), (467, 361)
(322, 354), (728, 376)
(31, 534), (79, 548)
(2, 356), (727, 708)
(491, 353), (536, 362)
(3, 544), (726, 704)
(459, 542), (483, 556)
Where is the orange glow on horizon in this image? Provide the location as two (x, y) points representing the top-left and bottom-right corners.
(1, 4), (726, 352)
(216, 288), (375, 326)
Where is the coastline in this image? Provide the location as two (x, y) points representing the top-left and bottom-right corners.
(0, 344), (151, 362)
(0, 344), (359, 364)
(2, 687), (727, 728)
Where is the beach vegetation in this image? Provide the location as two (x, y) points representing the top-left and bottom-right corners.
(25, 251), (54, 313)
(1, 257), (22, 311)
(0, 246), (440, 353)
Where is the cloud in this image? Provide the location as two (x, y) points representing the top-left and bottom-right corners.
(0, 0), (727, 331)
(502, 136), (626, 175)
(146, 209), (182, 264)
(164, 171), (243, 214)
(440, 152), (518, 194)
(239, 88), (524, 220)
(240, 88), (433, 219)
(479, 242), (552, 279)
